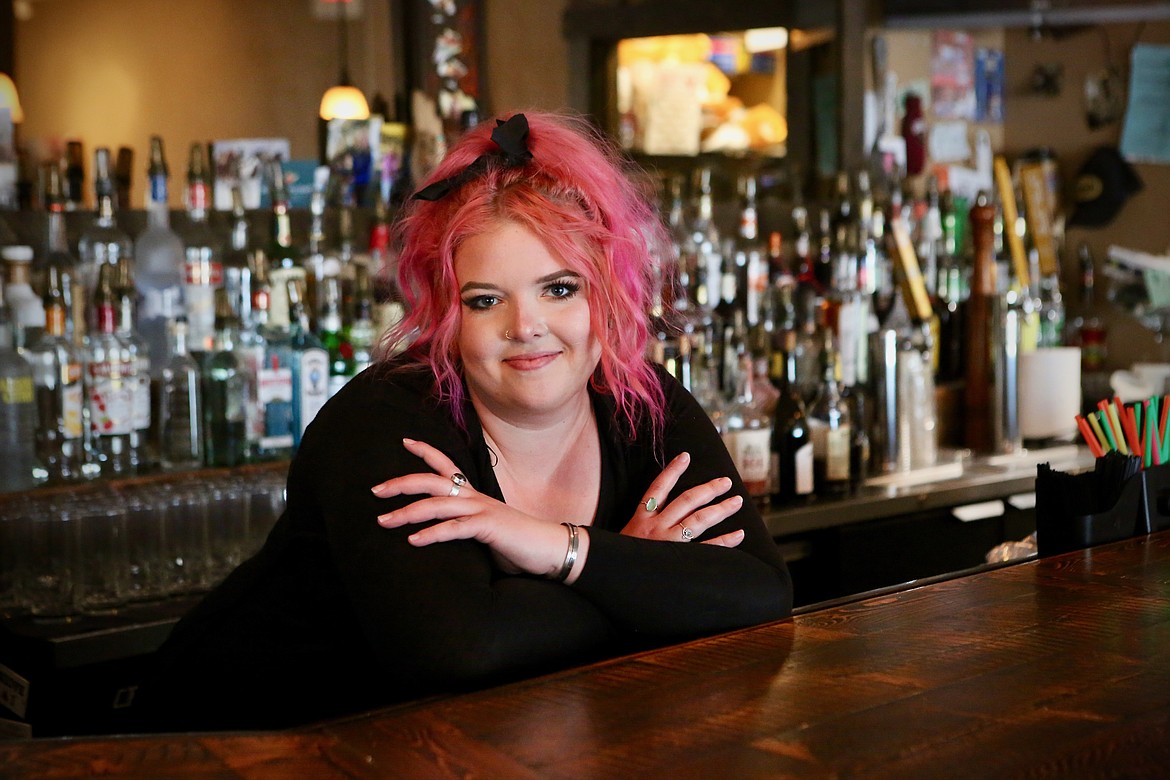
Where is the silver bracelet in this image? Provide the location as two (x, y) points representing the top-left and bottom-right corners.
(555, 523), (579, 582)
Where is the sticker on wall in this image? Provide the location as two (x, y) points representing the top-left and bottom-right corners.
(975, 48), (1004, 123)
(931, 30), (975, 121)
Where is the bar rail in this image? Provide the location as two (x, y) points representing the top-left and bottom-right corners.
(3, 530), (1167, 778)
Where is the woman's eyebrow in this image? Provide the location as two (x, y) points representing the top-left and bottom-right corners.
(459, 270), (580, 294)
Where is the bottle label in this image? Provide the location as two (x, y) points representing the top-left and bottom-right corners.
(62, 375), (84, 439)
(297, 348), (330, 436)
(258, 365), (294, 449)
(827, 426), (851, 481)
(184, 286), (217, 352)
(132, 356), (151, 431)
(0, 376), (33, 405)
(724, 427), (771, 495)
(87, 362), (134, 435)
(794, 440), (814, 495)
(139, 286), (182, 321)
(239, 344), (267, 445)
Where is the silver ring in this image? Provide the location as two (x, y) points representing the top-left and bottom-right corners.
(644, 496), (658, 512)
(449, 472), (467, 497)
(680, 526), (694, 542)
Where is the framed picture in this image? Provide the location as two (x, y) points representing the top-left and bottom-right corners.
(402, 0), (486, 135)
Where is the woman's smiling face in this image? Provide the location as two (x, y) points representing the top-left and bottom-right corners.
(455, 220), (602, 424)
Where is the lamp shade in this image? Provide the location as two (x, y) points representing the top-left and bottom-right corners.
(0, 73), (24, 124)
(319, 84), (370, 121)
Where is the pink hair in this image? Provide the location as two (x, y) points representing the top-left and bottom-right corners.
(380, 111), (667, 442)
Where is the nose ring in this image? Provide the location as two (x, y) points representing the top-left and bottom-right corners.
(505, 329), (514, 341)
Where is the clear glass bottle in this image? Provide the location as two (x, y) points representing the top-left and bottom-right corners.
(0, 283), (44, 491)
(34, 163), (85, 347)
(223, 183), (256, 337)
(135, 136), (186, 373)
(809, 334), (851, 497)
(77, 147), (133, 322)
(255, 265), (296, 461)
(85, 263), (136, 477)
(265, 159), (306, 334)
(179, 142), (223, 356)
(2, 245), (46, 351)
(27, 266), (88, 483)
(114, 257), (151, 472)
(155, 315), (204, 471)
(202, 289), (249, 467)
(286, 279), (330, 445)
(721, 354), (773, 503)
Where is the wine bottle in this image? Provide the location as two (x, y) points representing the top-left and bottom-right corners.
(769, 332), (814, 505)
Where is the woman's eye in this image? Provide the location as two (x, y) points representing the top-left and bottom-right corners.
(462, 295), (499, 310)
(546, 281), (581, 299)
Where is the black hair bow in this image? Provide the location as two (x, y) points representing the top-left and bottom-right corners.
(413, 113), (534, 202)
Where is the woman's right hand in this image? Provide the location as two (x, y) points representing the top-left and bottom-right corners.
(621, 452), (746, 548)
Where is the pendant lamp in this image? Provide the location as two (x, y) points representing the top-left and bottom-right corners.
(319, 1), (369, 120)
(0, 73), (24, 124)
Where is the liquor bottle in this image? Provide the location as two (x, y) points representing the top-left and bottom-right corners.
(114, 147), (134, 211)
(303, 166), (333, 333)
(0, 284), (44, 491)
(721, 353), (773, 503)
(27, 266), (88, 483)
(77, 147), (134, 318)
(34, 164), (85, 347)
(63, 140), (86, 210)
(769, 330), (814, 505)
(252, 267), (295, 461)
(814, 208), (834, 291)
(1019, 160), (1064, 347)
(114, 257), (151, 471)
(286, 279), (330, 444)
(318, 276), (352, 397)
(809, 334), (851, 497)
(265, 159), (306, 334)
(135, 136), (186, 372)
(179, 142), (223, 356)
(347, 262), (376, 377)
(2, 245), (46, 351)
(935, 189), (967, 383)
(154, 316), (204, 471)
(1069, 242), (1107, 371)
(85, 264), (136, 477)
(225, 227), (269, 462)
(737, 176), (768, 328)
(689, 167), (723, 318)
(223, 183), (256, 337)
(202, 289), (249, 467)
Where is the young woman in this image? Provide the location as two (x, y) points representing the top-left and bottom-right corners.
(135, 112), (792, 732)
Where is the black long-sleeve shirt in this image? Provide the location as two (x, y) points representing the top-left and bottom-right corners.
(134, 360), (792, 732)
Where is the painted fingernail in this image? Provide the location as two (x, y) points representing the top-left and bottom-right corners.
(730, 495), (744, 506)
(377, 512), (394, 526)
(403, 437), (417, 446)
(678, 452), (691, 464)
(371, 484), (388, 496)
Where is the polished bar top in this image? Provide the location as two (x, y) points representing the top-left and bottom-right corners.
(4, 532), (1167, 778)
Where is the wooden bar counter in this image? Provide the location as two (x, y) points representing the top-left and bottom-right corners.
(3, 532), (1169, 778)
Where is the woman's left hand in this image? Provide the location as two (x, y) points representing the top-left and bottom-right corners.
(371, 438), (586, 581)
